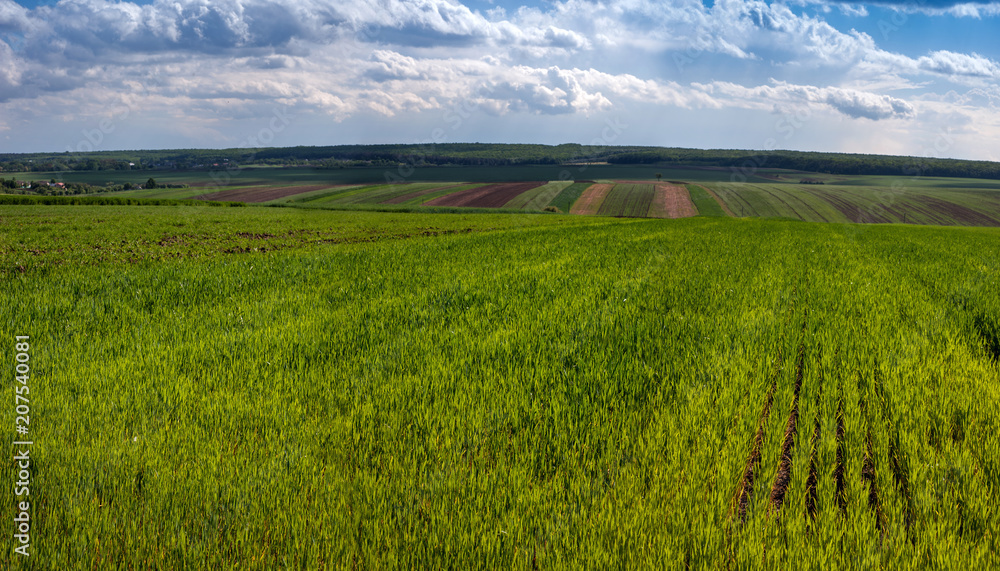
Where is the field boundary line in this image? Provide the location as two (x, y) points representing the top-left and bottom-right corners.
(695, 184), (736, 217)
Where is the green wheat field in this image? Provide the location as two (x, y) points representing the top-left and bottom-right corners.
(1, 204), (998, 568)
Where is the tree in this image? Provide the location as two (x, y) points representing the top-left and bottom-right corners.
(655, 173), (662, 182)
(146, 177), (158, 189)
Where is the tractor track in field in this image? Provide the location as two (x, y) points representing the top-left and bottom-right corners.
(731, 303), (797, 525)
(803, 409), (822, 520)
(721, 186), (758, 217)
(753, 185), (808, 221)
(834, 384), (848, 515)
(858, 372), (886, 543)
(733, 373), (778, 524)
(728, 285), (811, 530)
(862, 426), (886, 542)
(778, 185), (832, 223)
(768, 338), (806, 514)
(804, 347), (827, 522)
(872, 367), (917, 540)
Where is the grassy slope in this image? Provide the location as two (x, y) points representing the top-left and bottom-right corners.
(547, 182), (593, 213)
(503, 181), (573, 210)
(704, 182), (1000, 226)
(1, 206), (997, 568)
(686, 184), (727, 217)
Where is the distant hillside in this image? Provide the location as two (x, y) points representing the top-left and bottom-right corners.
(2, 143), (999, 180)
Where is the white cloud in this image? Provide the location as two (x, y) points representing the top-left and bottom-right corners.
(0, 0), (997, 157)
(917, 50), (1000, 79)
(700, 80), (915, 120)
(0, 1), (31, 33)
(0, 40), (21, 96)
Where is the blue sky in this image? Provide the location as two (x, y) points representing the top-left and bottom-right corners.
(1, 0), (999, 160)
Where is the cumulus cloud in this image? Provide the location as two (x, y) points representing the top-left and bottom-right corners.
(824, 0), (1000, 9)
(822, 87), (915, 120)
(0, 40), (22, 99)
(701, 80), (915, 120)
(0, 0), (31, 33)
(917, 50), (1000, 79)
(0, 0), (995, 155)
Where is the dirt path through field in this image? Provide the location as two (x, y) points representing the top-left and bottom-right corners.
(649, 184), (697, 218)
(570, 183), (614, 215)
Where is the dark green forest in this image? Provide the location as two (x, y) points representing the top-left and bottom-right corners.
(2, 143), (999, 179)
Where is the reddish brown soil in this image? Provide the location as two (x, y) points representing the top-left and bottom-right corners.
(425, 182), (544, 208)
(194, 185), (337, 203)
(649, 184), (697, 219)
(570, 183), (614, 215)
(382, 183), (468, 205)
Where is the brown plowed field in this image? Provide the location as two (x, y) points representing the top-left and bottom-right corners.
(194, 185), (336, 203)
(649, 184), (697, 219)
(914, 196), (1000, 226)
(383, 183), (468, 205)
(425, 182), (544, 208)
(570, 183), (614, 215)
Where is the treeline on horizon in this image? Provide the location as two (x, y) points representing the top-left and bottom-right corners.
(2, 143), (1000, 180)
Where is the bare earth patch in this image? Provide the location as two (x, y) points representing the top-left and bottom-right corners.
(570, 183), (614, 215)
(649, 184), (697, 219)
(425, 182), (544, 208)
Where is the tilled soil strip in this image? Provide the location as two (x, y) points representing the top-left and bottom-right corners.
(649, 184), (697, 218)
(570, 183), (615, 215)
(382, 183), (472, 205)
(425, 182), (544, 208)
